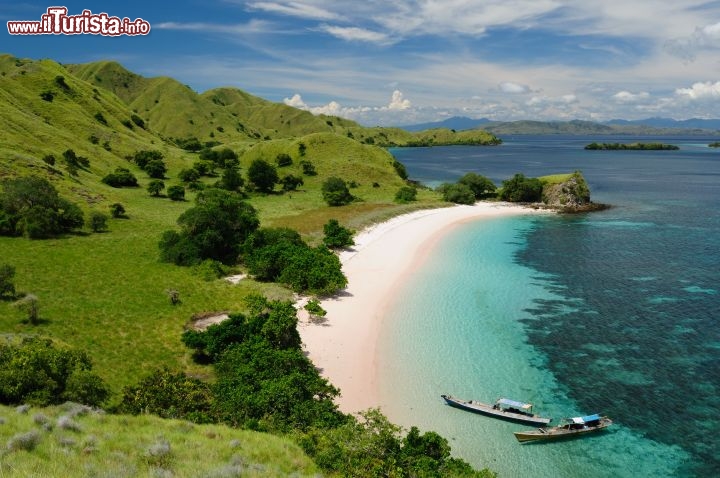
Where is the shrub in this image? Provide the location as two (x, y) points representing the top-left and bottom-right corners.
(40, 90), (54, 102)
(276, 153), (293, 167)
(7, 430), (41, 452)
(89, 212), (108, 232)
(395, 186), (417, 203)
(132, 150), (163, 170)
(0, 264), (16, 299)
(300, 160), (317, 176)
(131, 114), (145, 129)
(144, 159), (168, 179)
(13, 293), (39, 324)
(147, 180), (165, 197)
(247, 159), (278, 193)
(0, 337), (108, 406)
(93, 112), (107, 125)
(322, 177), (353, 206)
(499, 173), (543, 202)
(178, 168), (201, 183)
(322, 219), (354, 249)
(437, 183), (475, 205)
(280, 174), (303, 192)
(159, 188), (259, 265)
(118, 368), (214, 423)
(102, 168), (138, 188)
(166, 185), (185, 201)
(459, 173), (497, 199)
(218, 167), (244, 192)
(41, 154), (55, 166)
(305, 299), (326, 317)
(392, 160), (408, 180)
(109, 203), (126, 218)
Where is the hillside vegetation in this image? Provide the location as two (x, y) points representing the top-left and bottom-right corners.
(0, 403), (318, 477)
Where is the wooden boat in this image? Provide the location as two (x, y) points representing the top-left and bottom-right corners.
(514, 414), (613, 443)
(441, 394), (551, 426)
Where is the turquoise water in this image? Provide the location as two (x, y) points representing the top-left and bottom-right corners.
(380, 137), (719, 477)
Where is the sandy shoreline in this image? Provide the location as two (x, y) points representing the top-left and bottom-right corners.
(298, 202), (550, 414)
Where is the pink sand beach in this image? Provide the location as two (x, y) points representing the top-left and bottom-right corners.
(298, 202), (549, 413)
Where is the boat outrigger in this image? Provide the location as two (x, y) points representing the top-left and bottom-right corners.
(441, 394), (551, 426)
(513, 414), (612, 443)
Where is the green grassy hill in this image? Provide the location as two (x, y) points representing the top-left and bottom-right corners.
(0, 403), (318, 477)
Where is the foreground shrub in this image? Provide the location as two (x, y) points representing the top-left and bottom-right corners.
(459, 173), (497, 199)
(322, 219), (354, 249)
(102, 168), (138, 188)
(395, 185), (417, 203)
(0, 337), (108, 407)
(6, 430), (41, 452)
(0, 176), (84, 238)
(499, 173), (543, 202)
(321, 177), (353, 206)
(437, 183), (475, 205)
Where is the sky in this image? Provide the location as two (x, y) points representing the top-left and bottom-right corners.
(3, 1), (720, 126)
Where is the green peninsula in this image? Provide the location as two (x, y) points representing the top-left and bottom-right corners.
(584, 142), (679, 150)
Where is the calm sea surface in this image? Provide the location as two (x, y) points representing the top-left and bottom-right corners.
(382, 136), (719, 477)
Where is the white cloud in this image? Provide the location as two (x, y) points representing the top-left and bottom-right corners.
(386, 90), (411, 110)
(499, 82), (530, 94)
(246, 1), (341, 20)
(613, 90), (650, 103)
(155, 19), (274, 34)
(283, 93), (307, 108)
(318, 24), (390, 43)
(665, 21), (720, 60)
(527, 94), (577, 106)
(675, 81), (720, 99)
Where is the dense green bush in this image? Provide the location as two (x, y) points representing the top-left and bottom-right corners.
(102, 168), (138, 188)
(280, 174), (303, 192)
(0, 176), (84, 238)
(459, 173), (497, 199)
(89, 212), (108, 232)
(322, 219), (354, 249)
(166, 185), (185, 201)
(118, 368), (214, 423)
(300, 160), (317, 176)
(276, 153), (293, 167)
(147, 179), (165, 197)
(243, 228), (347, 295)
(395, 185), (417, 203)
(321, 177), (353, 206)
(247, 159), (278, 193)
(178, 168), (201, 183)
(0, 264), (16, 299)
(159, 188), (259, 265)
(218, 166), (244, 192)
(109, 202), (126, 218)
(144, 159), (168, 179)
(131, 150), (163, 170)
(0, 337), (109, 407)
(499, 173), (543, 202)
(437, 183), (476, 204)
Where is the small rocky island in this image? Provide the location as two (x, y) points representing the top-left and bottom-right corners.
(540, 171), (608, 212)
(584, 142), (679, 150)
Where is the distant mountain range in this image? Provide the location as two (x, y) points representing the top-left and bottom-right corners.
(400, 116), (720, 135)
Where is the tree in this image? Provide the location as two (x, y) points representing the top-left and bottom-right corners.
(118, 368), (214, 423)
(159, 188), (259, 265)
(0, 337), (108, 407)
(102, 168), (138, 188)
(322, 177), (353, 206)
(0, 264), (16, 299)
(247, 159), (278, 193)
(437, 183), (475, 205)
(178, 168), (201, 183)
(0, 176), (84, 238)
(144, 159), (168, 179)
(132, 150), (163, 170)
(499, 173), (543, 202)
(280, 174), (303, 192)
(167, 185), (186, 201)
(459, 173), (497, 199)
(109, 202), (126, 218)
(323, 219), (354, 249)
(13, 293), (39, 324)
(300, 160), (317, 176)
(219, 166), (244, 192)
(89, 212), (108, 232)
(147, 179), (165, 197)
(395, 186), (417, 203)
(276, 153), (293, 167)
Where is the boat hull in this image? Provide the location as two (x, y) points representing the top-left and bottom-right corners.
(514, 418), (613, 443)
(441, 395), (551, 426)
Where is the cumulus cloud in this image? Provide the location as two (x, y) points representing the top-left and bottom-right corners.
(675, 81), (720, 99)
(283, 90), (412, 119)
(665, 21), (720, 61)
(499, 81), (531, 94)
(386, 90), (411, 110)
(613, 90), (650, 103)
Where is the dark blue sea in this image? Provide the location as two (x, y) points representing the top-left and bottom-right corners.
(380, 137), (720, 477)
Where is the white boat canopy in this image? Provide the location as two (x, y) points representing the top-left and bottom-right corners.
(570, 414), (601, 424)
(497, 398), (533, 410)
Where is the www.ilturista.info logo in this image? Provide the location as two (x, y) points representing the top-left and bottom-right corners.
(7, 7), (150, 36)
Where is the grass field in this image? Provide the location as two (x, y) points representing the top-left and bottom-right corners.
(0, 403), (318, 477)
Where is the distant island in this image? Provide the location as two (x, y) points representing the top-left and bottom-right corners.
(710, 142), (720, 148)
(584, 142), (679, 151)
